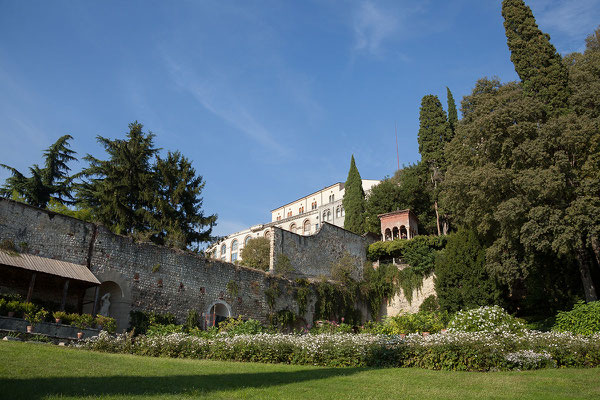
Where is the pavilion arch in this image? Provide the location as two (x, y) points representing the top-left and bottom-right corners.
(205, 300), (232, 328)
(384, 228), (392, 241)
(400, 225), (408, 239)
(392, 226), (399, 240)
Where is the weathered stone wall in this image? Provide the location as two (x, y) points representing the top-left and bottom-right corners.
(269, 223), (374, 279)
(382, 273), (437, 316)
(0, 199), (306, 331)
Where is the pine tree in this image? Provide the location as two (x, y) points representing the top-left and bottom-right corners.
(446, 87), (458, 138)
(417, 95), (450, 235)
(502, 0), (569, 117)
(77, 122), (158, 236)
(342, 155), (366, 234)
(1, 135), (76, 208)
(153, 151), (217, 249)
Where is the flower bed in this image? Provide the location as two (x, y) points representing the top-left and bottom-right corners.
(80, 330), (600, 371)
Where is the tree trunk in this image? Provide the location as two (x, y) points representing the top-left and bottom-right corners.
(434, 200), (441, 236)
(591, 234), (600, 270)
(575, 246), (598, 302)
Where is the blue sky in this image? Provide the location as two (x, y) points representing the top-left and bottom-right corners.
(1, 0), (599, 238)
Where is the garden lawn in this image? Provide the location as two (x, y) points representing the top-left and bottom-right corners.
(1, 341), (598, 400)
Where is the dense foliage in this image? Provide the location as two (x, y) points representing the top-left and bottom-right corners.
(240, 237), (270, 271)
(1, 135), (76, 208)
(434, 229), (502, 312)
(553, 301), (600, 336)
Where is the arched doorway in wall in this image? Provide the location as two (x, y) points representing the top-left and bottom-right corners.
(205, 300), (232, 328)
(83, 270), (132, 333)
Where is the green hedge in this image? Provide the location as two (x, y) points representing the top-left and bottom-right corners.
(553, 301), (600, 335)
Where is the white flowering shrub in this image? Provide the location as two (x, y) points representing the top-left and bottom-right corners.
(78, 329), (600, 371)
(447, 306), (526, 334)
(505, 350), (556, 370)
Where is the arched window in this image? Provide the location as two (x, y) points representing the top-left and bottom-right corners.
(322, 211), (327, 221)
(303, 220), (310, 234)
(400, 226), (408, 240)
(231, 240), (238, 252)
(289, 223), (296, 232)
(327, 210), (331, 221)
(220, 243), (226, 257)
(384, 228), (392, 241)
(392, 227), (399, 240)
(336, 206), (340, 218)
(244, 235), (251, 246)
(340, 206), (344, 216)
(265, 230), (271, 239)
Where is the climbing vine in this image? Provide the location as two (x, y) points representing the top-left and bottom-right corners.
(264, 279), (281, 309)
(293, 278), (311, 315)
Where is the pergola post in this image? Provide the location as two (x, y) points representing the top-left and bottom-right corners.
(26, 272), (37, 302)
(91, 286), (100, 317)
(60, 279), (70, 311)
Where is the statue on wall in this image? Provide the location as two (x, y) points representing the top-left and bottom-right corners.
(98, 293), (111, 316)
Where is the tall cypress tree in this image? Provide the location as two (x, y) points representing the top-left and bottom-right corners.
(342, 155), (365, 234)
(502, 0), (569, 116)
(418, 95), (450, 235)
(446, 87), (458, 138)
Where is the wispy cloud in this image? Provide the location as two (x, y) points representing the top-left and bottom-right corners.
(530, 0), (600, 52)
(161, 54), (289, 157)
(352, 1), (399, 55)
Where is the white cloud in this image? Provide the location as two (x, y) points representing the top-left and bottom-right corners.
(352, 1), (399, 55)
(161, 54), (288, 157)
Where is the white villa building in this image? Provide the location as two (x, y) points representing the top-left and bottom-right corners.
(207, 180), (379, 263)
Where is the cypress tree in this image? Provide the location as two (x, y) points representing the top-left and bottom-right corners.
(417, 95), (450, 235)
(446, 87), (458, 138)
(502, 0), (569, 116)
(342, 155), (366, 234)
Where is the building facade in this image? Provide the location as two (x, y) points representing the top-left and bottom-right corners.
(208, 180), (379, 263)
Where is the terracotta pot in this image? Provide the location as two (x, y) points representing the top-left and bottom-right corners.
(8, 311), (14, 318)
(77, 331), (84, 339)
(26, 325), (33, 333)
(422, 332), (430, 336)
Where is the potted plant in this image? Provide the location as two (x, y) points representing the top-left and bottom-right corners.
(24, 309), (48, 333)
(6, 300), (22, 318)
(73, 313), (94, 339)
(95, 314), (117, 334)
(53, 310), (67, 324)
(21, 302), (37, 319)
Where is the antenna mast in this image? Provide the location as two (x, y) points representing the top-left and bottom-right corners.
(395, 122), (400, 171)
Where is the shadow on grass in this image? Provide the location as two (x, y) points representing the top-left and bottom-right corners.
(1, 367), (368, 399)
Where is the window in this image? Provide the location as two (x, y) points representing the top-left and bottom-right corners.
(265, 231), (271, 239)
(341, 206), (344, 216)
(221, 244), (227, 256)
(244, 236), (251, 246)
(303, 220), (310, 234)
(329, 194), (335, 203)
(315, 223), (319, 230)
(289, 223), (296, 232)
(322, 211), (327, 221)
(327, 210), (331, 221)
(299, 206), (304, 214)
(311, 201), (317, 210)
(287, 211), (292, 217)
(277, 215), (281, 221)
(336, 206), (340, 218)
(232, 240), (238, 252)
(231, 252), (238, 262)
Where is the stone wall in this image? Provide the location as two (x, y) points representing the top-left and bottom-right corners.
(269, 223), (374, 280)
(382, 272), (436, 316)
(0, 199), (305, 332)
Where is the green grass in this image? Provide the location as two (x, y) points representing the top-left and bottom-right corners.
(1, 341), (599, 399)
